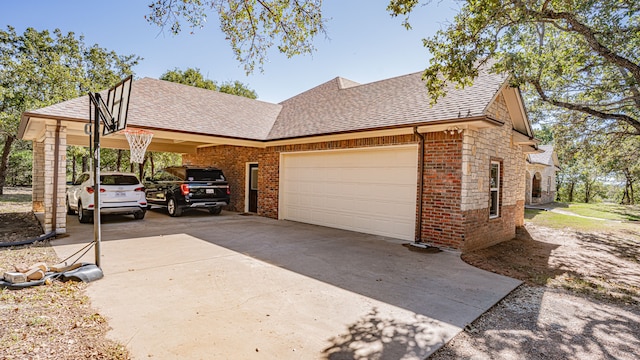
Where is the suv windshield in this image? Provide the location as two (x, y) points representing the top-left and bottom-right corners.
(185, 169), (225, 181)
(100, 175), (139, 185)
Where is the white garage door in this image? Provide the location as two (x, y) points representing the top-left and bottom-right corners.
(280, 145), (418, 240)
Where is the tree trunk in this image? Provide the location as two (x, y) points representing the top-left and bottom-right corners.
(72, 154), (77, 183)
(82, 155), (88, 172)
(0, 135), (16, 195)
(584, 180), (592, 203)
(150, 153), (155, 177)
(138, 154), (148, 180)
(621, 168), (631, 205)
(116, 150), (122, 172)
(568, 181), (575, 202)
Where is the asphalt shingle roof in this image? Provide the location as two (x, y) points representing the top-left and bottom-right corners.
(24, 64), (508, 141)
(269, 66), (506, 139)
(528, 145), (555, 165)
(27, 78), (281, 140)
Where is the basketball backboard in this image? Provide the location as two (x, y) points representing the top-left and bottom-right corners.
(103, 75), (133, 135)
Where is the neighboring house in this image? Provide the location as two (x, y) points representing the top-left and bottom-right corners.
(525, 145), (559, 205)
(19, 64), (539, 252)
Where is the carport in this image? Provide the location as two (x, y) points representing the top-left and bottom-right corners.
(18, 78), (275, 234)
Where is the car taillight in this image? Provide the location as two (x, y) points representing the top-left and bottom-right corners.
(134, 187), (145, 192)
(180, 184), (190, 195)
(226, 185), (230, 195)
(86, 186), (106, 194)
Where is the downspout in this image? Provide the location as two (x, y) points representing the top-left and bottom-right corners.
(413, 127), (424, 243)
(52, 121), (61, 232)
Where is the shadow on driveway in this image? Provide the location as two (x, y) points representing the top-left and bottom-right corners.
(54, 209), (520, 359)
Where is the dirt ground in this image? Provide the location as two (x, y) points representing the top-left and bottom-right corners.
(431, 221), (640, 359)
(0, 187), (130, 359)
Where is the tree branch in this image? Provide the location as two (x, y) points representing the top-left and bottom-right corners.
(534, 8), (640, 83)
(532, 80), (640, 135)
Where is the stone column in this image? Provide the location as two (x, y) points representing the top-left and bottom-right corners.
(42, 123), (67, 234)
(32, 141), (45, 213)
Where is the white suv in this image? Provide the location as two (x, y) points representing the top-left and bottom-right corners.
(66, 171), (147, 223)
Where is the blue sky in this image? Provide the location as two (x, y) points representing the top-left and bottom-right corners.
(1, 1), (459, 103)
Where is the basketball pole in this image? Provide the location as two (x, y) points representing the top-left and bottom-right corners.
(91, 92), (102, 268)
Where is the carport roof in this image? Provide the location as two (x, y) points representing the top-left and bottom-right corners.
(19, 64), (520, 143)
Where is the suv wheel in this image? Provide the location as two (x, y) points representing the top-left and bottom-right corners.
(66, 198), (75, 215)
(78, 201), (93, 223)
(208, 206), (222, 215)
(167, 197), (182, 217)
(133, 210), (146, 220)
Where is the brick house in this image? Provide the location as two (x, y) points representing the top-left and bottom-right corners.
(19, 65), (538, 252)
(525, 145), (559, 205)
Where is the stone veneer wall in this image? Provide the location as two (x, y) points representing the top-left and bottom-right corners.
(461, 93), (527, 252)
(32, 124), (67, 234)
(32, 141), (45, 213)
(525, 164), (556, 205)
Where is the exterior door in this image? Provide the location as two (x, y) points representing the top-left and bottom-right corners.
(248, 164), (258, 213)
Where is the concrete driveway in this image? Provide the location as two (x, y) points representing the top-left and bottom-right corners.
(53, 209), (520, 359)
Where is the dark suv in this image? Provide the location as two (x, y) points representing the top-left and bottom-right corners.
(144, 166), (230, 217)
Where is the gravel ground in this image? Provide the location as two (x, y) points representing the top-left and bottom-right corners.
(431, 285), (640, 359)
(431, 220), (640, 359)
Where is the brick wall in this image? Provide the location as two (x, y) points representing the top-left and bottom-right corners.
(183, 146), (264, 212)
(185, 123), (526, 253)
(418, 131), (465, 249)
(185, 135), (417, 217)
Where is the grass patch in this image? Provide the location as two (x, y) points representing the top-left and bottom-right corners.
(566, 203), (640, 221)
(525, 209), (608, 231)
(0, 187), (32, 214)
(550, 274), (640, 306)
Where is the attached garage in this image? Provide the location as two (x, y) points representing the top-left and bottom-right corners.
(279, 145), (418, 240)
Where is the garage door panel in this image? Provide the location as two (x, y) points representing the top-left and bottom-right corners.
(281, 146), (418, 240)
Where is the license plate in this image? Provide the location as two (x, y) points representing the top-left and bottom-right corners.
(115, 191), (126, 197)
(206, 189), (214, 194)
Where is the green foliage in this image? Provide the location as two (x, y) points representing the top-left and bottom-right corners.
(160, 67), (257, 98)
(147, 0), (326, 73)
(5, 147), (31, 186)
(388, 1), (640, 136)
(66, 147), (181, 182)
(533, 124), (554, 145)
(0, 26), (140, 191)
(218, 80), (257, 99)
(160, 67), (217, 90)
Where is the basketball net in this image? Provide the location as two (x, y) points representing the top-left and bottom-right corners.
(123, 129), (153, 164)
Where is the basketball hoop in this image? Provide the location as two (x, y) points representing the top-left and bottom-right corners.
(124, 129), (153, 164)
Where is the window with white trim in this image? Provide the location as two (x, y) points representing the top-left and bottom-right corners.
(490, 161), (500, 218)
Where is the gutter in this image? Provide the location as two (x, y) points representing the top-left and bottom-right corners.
(413, 127), (424, 243)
